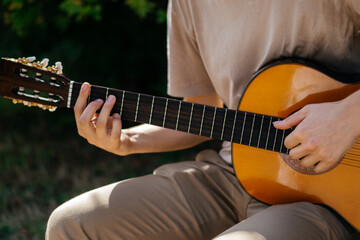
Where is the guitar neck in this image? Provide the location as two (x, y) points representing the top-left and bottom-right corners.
(67, 81), (290, 154)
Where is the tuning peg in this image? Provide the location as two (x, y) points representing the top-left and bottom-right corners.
(12, 99), (23, 104)
(55, 62), (63, 74)
(26, 56), (36, 62)
(41, 58), (49, 69)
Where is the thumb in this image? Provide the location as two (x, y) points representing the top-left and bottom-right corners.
(273, 109), (307, 130)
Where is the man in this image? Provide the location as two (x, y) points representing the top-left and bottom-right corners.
(46, 0), (360, 239)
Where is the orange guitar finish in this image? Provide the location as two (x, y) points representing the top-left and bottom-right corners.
(233, 63), (360, 231)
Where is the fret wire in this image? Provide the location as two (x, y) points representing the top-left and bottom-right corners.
(210, 107), (217, 138)
(105, 88), (109, 100)
(187, 103), (194, 133)
(134, 94), (141, 122)
(230, 111), (238, 143)
(240, 112), (247, 144)
(249, 113), (256, 146)
(87, 86), (91, 104)
(199, 105), (206, 136)
(119, 91), (125, 116)
(175, 101), (182, 130)
(149, 96), (155, 124)
(257, 115), (264, 148)
(280, 128), (286, 153)
(272, 118), (280, 151)
(162, 99), (169, 128)
(220, 109), (228, 140)
(265, 117), (272, 149)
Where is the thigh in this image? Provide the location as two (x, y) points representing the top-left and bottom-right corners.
(46, 156), (250, 240)
(214, 202), (351, 240)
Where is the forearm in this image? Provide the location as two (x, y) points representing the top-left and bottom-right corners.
(122, 124), (210, 155)
(119, 93), (223, 156)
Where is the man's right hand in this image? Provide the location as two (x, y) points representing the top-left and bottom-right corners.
(73, 83), (132, 156)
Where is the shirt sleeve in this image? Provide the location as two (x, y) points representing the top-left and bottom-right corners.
(167, 0), (216, 98)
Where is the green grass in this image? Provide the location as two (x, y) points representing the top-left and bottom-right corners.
(0, 99), (220, 239)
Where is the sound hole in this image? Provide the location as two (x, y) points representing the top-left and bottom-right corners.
(281, 154), (317, 175)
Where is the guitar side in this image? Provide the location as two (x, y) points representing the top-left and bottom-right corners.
(232, 62), (360, 231)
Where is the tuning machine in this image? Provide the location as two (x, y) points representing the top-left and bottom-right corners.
(5, 97), (57, 112)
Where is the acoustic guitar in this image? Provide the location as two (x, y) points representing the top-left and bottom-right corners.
(0, 57), (359, 231)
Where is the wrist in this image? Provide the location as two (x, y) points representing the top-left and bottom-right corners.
(341, 89), (360, 136)
(115, 129), (134, 156)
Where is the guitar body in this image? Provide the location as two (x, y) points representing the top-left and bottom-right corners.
(232, 62), (360, 230)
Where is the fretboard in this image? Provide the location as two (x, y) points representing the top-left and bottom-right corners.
(67, 82), (291, 154)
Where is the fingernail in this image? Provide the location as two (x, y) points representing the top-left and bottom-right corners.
(114, 113), (120, 119)
(82, 84), (89, 92)
(107, 95), (115, 103)
(96, 99), (103, 103)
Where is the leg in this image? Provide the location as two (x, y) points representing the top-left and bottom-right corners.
(46, 150), (252, 240)
(214, 202), (352, 240)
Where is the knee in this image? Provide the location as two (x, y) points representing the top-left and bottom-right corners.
(46, 204), (78, 240)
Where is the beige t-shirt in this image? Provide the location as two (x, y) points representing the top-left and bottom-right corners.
(167, 0), (360, 163)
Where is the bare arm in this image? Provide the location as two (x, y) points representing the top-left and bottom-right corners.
(74, 82), (223, 156)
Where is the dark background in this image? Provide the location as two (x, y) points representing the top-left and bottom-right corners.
(0, 1), (219, 239)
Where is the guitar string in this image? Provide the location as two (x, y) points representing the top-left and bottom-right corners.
(339, 162), (360, 168)
(76, 88), (360, 168)
(341, 161), (360, 167)
(79, 90), (358, 149)
(87, 93), (360, 166)
(75, 87), (360, 147)
(343, 157), (360, 163)
(343, 154), (360, 161)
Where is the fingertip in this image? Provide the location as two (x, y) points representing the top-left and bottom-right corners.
(81, 82), (90, 93)
(107, 95), (116, 104)
(113, 113), (121, 120)
(273, 120), (286, 129)
(95, 99), (104, 104)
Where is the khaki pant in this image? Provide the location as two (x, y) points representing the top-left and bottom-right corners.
(46, 150), (356, 240)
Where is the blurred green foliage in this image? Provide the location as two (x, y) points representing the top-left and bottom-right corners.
(0, 0), (204, 239)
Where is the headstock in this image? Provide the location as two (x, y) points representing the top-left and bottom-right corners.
(0, 57), (71, 111)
